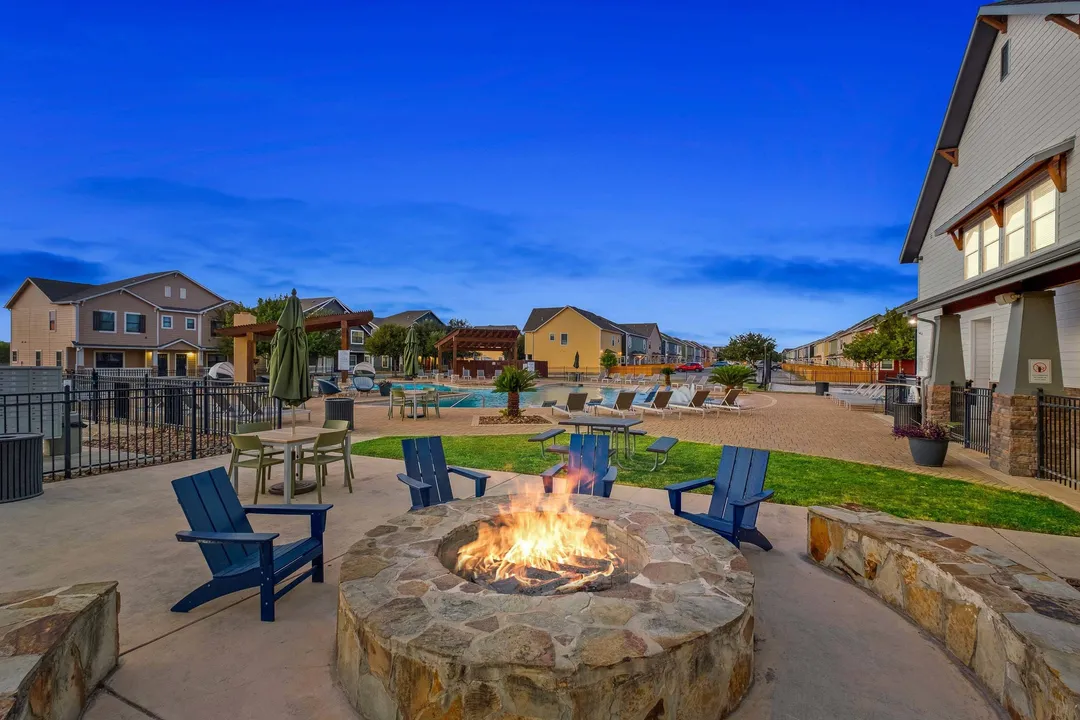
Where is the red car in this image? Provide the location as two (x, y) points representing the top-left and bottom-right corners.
(676, 362), (704, 372)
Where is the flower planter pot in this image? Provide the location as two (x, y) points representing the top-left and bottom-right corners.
(908, 437), (949, 467)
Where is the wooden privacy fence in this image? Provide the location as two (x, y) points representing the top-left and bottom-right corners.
(453, 360), (548, 378)
(781, 363), (876, 384)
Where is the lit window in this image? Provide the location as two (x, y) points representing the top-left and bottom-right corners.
(162, 315), (173, 329)
(48, 310), (56, 331)
(179, 288), (187, 299)
(982, 216), (1000, 272)
(1031, 178), (1057, 250)
(560, 333), (568, 345)
(1005, 196), (1026, 263)
(964, 227), (980, 279)
(165, 285), (172, 298)
(185, 317), (196, 330)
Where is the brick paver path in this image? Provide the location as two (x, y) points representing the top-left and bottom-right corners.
(310, 391), (997, 484)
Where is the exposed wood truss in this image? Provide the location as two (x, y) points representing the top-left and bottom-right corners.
(937, 147), (959, 167)
(1046, 14), (1080, 37)
(949, 230), (963, 251)
(1049, 153), (1068, 193)
(989, 201), (1004, 228)
(979, 15), (1008, 33)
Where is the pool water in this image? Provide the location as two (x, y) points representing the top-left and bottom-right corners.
(390, 382), (661, 408)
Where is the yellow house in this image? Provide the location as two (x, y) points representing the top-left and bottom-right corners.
(523, 306), (624, 372)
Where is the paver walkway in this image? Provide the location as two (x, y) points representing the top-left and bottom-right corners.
(3, 453), (1053, 719)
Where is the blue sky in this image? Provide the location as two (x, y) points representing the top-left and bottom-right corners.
(0, 1), (977, 348)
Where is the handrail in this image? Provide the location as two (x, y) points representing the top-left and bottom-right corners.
(447, 392), (486, 408)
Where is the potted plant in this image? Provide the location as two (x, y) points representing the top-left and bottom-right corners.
(599, 349), (619, 379)
(660, 367), (674, 386)
(708, 364), (756, 390)
(893, 421), (952, 467)
(378, 380), (393, 397)
(493, 366), (538, 419)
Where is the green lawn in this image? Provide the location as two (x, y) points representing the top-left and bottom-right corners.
(352, 433), (1080, 536)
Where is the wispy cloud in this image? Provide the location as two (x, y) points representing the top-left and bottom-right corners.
(0, 250), (108, 301)
(676, 254), (916, 297)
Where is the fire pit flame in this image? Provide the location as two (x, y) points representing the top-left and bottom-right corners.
(454, 485), (623, 595)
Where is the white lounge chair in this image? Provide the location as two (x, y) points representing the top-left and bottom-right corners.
(552, 392), (590, 417)
(633, 389), (679, 417)
(595, 391), (639, 417)
(707, 387), (744, 413)
(670, 389), (713, 416)
(602, 372), (621, 384)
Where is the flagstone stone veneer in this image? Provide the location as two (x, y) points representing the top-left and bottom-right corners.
(0, 583), (119, 720)
(336, 495), (755, 720)
(808, 506), (1080, 720)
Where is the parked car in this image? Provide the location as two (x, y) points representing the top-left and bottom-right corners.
(711, 360), (729, 367)
(676, 362), (704, 372)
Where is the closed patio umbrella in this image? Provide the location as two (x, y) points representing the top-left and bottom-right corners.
(269, 289), (310, 435)
(402, 325), (420, 378)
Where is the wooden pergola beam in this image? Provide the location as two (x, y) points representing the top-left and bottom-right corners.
(1046, 14), (1080, 37)
(937, 147), (959, 167)
(979, 15), (1007, 33)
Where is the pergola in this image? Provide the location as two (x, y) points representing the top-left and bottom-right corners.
(435, 327), (520, 368)
(215, 310), (374, 383)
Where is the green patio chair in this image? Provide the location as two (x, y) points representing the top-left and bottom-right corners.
(297, 429), (350, 501)
(236, 420), (283, 458)
(322, 419), (355, 486)
(229, 434), (285, 504)
(420, 389), (441, 418)
(388, 388), (409, 420)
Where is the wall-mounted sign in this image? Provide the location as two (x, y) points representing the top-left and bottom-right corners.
(337, 350), (351, 371)
(1029, 359), (1052, 384)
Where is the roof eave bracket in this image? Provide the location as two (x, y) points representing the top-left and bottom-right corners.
(979, 15), (1007, 33)
(1047, 14), (1080, 37)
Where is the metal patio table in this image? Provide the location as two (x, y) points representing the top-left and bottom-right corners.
(557, 416), (642, 467)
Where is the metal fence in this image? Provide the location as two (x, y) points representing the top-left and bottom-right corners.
(949, 382), (993, 454)
(0, 377), (279, 481)
(1037, 390), (1080, 488)
(883, 379), (920, 417)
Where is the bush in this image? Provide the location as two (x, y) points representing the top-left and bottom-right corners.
(493, 366), (538, 418)
(709, 364), (756, 387)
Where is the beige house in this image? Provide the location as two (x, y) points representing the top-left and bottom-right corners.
(5, 271), (235, 375)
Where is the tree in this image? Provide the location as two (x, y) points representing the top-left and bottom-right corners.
(493, 366), (537, 418)
(709, 365), (756, 388)
(841, 331), (884, 370)
(414, 320), (446, 364)
(448, 318), (470, 329)
(723, 332), (776, 365)
(514, 334), (525, 361)
(216, 295), (339, 362)
(599, 349), (619, 376)
(875, 308), (916, 362)
(0, 340), (9, 365)
(367, 324), (408, 370)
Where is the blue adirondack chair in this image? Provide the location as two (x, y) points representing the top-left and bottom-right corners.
(397, 436), (490, 510)
(665, 446), (774, 550)
(171, 466), (332, 621)
(541, 433), (617, 497)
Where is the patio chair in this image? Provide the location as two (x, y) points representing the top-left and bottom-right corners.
(296, 428), (351, 501)
(670, 389), (713, 416)
(229, 434), (285, 503)
(541, 434), (617, 497)
(171, 466), (332, 621)
(321, 419), (355, 485)
(477, 369), (487, 382)
(388, 388), (409, 420)
(595, 390), (639, 417)
(397, 436), (489, 510)
(552, 392), (589, 416)
(316, 378), (342, 397)
(420, 389), (441, 418)
(352, 376), (376, 394)
(461, 369), (472, 382)
(665, 446), (774, 550)
(602, 372), (621, 384)
(707, 387), (744, 413)
(633, 389), (679, 417)
(235, 421), (284, 460)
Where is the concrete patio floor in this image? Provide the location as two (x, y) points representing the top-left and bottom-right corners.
(9, 453), (1074, 718)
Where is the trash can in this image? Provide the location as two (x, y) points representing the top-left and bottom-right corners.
(815, 381), (830, 396)
(113, 380), (131, 420)
(893, 402), (922, 429)
(0, 433), (44, 503)
(325, 397), (354, 430)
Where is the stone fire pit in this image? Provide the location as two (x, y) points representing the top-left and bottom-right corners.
(335, 495), (755, 720)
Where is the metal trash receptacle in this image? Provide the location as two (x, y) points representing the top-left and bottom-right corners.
(0, 433), (44, 503)
(815, 381), (830, 396)
(893, 402), (922, 429)
(324, 397), (354, 430)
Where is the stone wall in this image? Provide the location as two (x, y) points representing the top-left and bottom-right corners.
(808, 506), (1080, 720)
(989, 393), (1038, 477)
(0, 583), (119, 720)
(925, 384), (952, 425)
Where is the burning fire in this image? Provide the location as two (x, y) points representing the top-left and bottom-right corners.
(455, 489), (620, 595)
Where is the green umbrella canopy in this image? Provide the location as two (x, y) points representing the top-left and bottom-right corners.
(402, 325), (420, 377)
(268, 290), (310, 406)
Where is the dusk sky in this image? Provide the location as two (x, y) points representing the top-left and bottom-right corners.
(0, 1), (977, 348)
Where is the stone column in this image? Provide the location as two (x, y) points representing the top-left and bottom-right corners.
(990, 292), (1063, 476)
(925, 314), (966, 424)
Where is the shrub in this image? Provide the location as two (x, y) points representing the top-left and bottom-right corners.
(493, 366), (538, 418)
(892, 421), (951, 441)
(709, 364), (756, 387)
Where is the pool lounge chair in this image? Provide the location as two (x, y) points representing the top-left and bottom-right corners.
(477, 369), (487, 382)
(595, 390), (639, 417)
(602, 372), (620, 384)
(633, 389), (679, 417)
(670, 389), (713, 416)
(461, 369), (472, 382)
(552, 392), (590, 417)
(707, 387), (744, 413)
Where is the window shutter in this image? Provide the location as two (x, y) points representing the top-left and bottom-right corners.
(138, 315), (146, 333)
(93, 311), (102, 331)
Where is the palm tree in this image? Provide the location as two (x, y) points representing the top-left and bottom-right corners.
(494, 366), (538, 418)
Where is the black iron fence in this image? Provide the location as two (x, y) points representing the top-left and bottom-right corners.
(0, 377), (279, 481)
(883, 379), (920, 417)
(1037, 390), (1080, 488)
(949, 382), (993, 454)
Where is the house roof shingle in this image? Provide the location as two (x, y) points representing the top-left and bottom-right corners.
(619, 323), (659, 338)
(371, 310), (443, 327)
(523, 306), (625, 334)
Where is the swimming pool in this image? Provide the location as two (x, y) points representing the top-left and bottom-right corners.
(388, 382), (659, 408)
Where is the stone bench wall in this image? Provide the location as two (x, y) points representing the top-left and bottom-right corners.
(0, 583), (119, 720)
(808, 506), (1080, 720)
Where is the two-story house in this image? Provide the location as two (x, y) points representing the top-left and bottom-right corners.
(620, 323), (664, 363)
(5, 271), (235, 375)
(368, 310), (445, 371)
(902, 0), (1080, 475)
(523, 306), (625, 370)
(659, 333), (684, 363)
(300, 296), (373, 371)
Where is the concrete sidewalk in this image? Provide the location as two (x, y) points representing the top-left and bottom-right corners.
(0, 454), (1041, 718)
